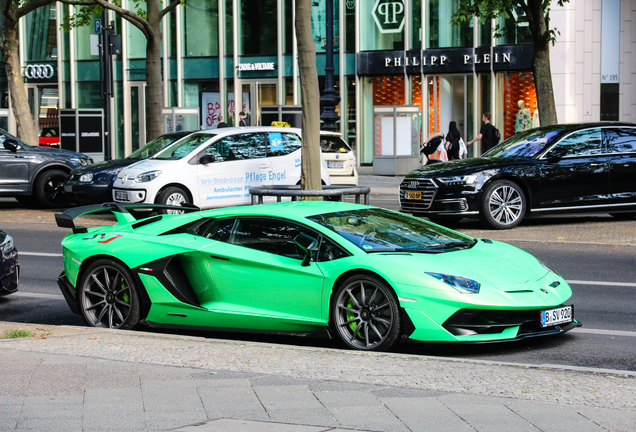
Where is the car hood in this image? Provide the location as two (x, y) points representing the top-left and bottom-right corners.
(405, 157), (529, 178)
(369, 240), (549, 287)
(25, 145), (87, 161)
(117, 159), (172, 177)
(73, 158), (138, 175)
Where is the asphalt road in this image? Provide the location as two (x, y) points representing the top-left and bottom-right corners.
(2, 213), (635, 372)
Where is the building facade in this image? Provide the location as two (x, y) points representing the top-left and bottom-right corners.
(2, 0), (635, 170)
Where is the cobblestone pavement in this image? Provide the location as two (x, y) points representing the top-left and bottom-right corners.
(1, 326), (635, 431)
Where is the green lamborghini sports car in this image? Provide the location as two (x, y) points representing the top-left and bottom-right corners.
(55, 201), (579, 351)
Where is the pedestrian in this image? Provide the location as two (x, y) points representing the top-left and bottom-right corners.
(444, 121), (462, 160)
(467, 112), (496, 154)
(239, 111), (249, 126)
(217, 115), (229, 128)
(420, 132), (447, 164)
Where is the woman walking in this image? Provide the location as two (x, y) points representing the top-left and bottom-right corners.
(445, 121), (462, 160)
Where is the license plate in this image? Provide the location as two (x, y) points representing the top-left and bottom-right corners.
(540, 305), (573, 327)
(115, 190), (128, 201)
(404, 191), (421, 200)
(327, 161), (344, 168)
(64, 184), (72, 192)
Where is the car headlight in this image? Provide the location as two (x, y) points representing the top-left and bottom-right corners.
(436, 175), (478, 185)
(426, 272), (481, 293)
(135, 170), (162, 182)
(0, 234), (14, 253)
(79, 173), (94, 182)
(538, 259), (561, 277)
(70, 157), (92, 166)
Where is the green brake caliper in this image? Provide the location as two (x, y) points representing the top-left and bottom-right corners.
(346, 299), (364, 339)
(122, 282), (130, 304)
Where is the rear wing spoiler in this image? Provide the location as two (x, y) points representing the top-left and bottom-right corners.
(55, 202), (200, 233)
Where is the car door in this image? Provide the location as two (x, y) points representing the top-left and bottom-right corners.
(0, 135), (30, 194)
(538, 128), (610, 210)
(267, 131), (302, 185)
(196, 132), (272, 208)
(198, 217), (326, 328)
(603, 127), (636, 208)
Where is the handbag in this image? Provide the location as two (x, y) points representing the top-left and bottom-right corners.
(459, 138), (468, 158)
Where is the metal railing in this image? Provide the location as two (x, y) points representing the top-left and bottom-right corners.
(249, 185), (370, 205)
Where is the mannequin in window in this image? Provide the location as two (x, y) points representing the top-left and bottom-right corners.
(515, 100), (532, 133)
(532, 109), (540, 129)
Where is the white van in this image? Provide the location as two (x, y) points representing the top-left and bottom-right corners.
(112, 127), (331, 209)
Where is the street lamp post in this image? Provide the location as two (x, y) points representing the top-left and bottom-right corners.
(320, 0), (340, 132)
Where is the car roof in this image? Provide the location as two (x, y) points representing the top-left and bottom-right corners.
(529, 121), (636, 135)
(189, 126), (341, 138)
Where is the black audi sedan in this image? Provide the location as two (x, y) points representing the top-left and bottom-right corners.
(400, 122), (636, 229)
(63, 131), (193, 205)
(0, 230), (18, 296)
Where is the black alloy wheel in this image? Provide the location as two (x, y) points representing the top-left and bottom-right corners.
(35, 169), (70, 208)
(331, 275), (401, 351)
(78, 259), (141, 329)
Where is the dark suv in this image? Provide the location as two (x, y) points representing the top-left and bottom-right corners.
(0, 129), (93, 208)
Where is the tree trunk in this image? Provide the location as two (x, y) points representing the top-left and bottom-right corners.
(145, 35), (163, 141)
(1, 24), (38, 145)
(528, 0), (558, 126)
(295, 0), (322, 191)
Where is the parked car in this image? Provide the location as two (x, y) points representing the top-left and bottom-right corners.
(38, 127), (60, 148)
(320, 132), (358, 185)
(112, 126), (331, 211)
(63, 131), (194, 205)
(0, 230), (18, 296)
(400, 122), (636, 229)
(55, 201), (578, 350)
(0, 129), (93, 208)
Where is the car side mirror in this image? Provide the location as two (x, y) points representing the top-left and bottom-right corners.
(547, 147), (567, 161)
(3, 139), (19, 152)
(199, 154), (215, 165)
(294, 233), (318, 266)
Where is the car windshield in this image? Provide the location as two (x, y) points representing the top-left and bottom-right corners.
(153, 133), (215, 160)
(127, 133), (189, 160)
(320, 136), (351, 153)
(483, 128), (561, 158)
(0, 129), (31, 148)
(307, 208), (476, 253)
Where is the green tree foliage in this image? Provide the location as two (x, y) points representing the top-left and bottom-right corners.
(451, 0), (569, 125)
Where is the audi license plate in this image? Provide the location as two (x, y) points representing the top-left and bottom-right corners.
(115, 190), (128, 201)
(405, 191), (421, 200)
(327, 161), (344, 168)
(540, 305), (573, 327)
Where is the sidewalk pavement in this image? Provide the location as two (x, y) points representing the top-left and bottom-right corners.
(1, 323), (635, 432)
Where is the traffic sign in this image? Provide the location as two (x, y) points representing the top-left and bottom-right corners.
(95, 19), (101, 34)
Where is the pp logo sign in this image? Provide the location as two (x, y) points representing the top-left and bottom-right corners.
(372, 0), (405, 34)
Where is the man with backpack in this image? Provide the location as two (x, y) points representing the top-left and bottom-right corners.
(468, 112), (500, 155)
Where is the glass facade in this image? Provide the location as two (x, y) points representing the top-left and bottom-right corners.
(2, 0), (537, 166)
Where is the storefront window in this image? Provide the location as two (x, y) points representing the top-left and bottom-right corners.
(240, 0), (277, 55)
(169, 6), (178, 57)
(427, 0), (472, 48)
(478, 19), (491, 46)
(310, 0), (340, 54)
(345, 0), (355, 52)
(225, 0), (233, 56)
(284, 0), (293, 54)
(411, 0), (422, 49)
(75, 11), (101, 61)
(372, 76), (405, 106)
(76, 82), (102, 108)
(360, 0), (405, 51)
(126, 4), (147, 60)
(24, 5), (57, 61)
(185, 0), (218, 57)
(502, 71), (538, 139)
(496, 5), (532, 45)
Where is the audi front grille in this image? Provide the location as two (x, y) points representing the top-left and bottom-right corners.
(399, 178), (438, 211)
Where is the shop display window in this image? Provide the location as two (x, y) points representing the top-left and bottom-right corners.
(185, 0), (219, 57)
(372, 76), (405, 106)
(502, 72), (538, 140)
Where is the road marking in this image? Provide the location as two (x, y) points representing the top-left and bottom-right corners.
(20, 252), (63, 257)
(566, 280), (636, 288)
(12, 292), (65, 300)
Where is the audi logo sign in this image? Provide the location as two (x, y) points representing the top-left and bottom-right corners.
(24, 64), (55, 79)
(408, 181), (419, 189)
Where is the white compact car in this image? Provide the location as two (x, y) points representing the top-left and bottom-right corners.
(320, 132), (358, 185)
(112, 127), (331, 209)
